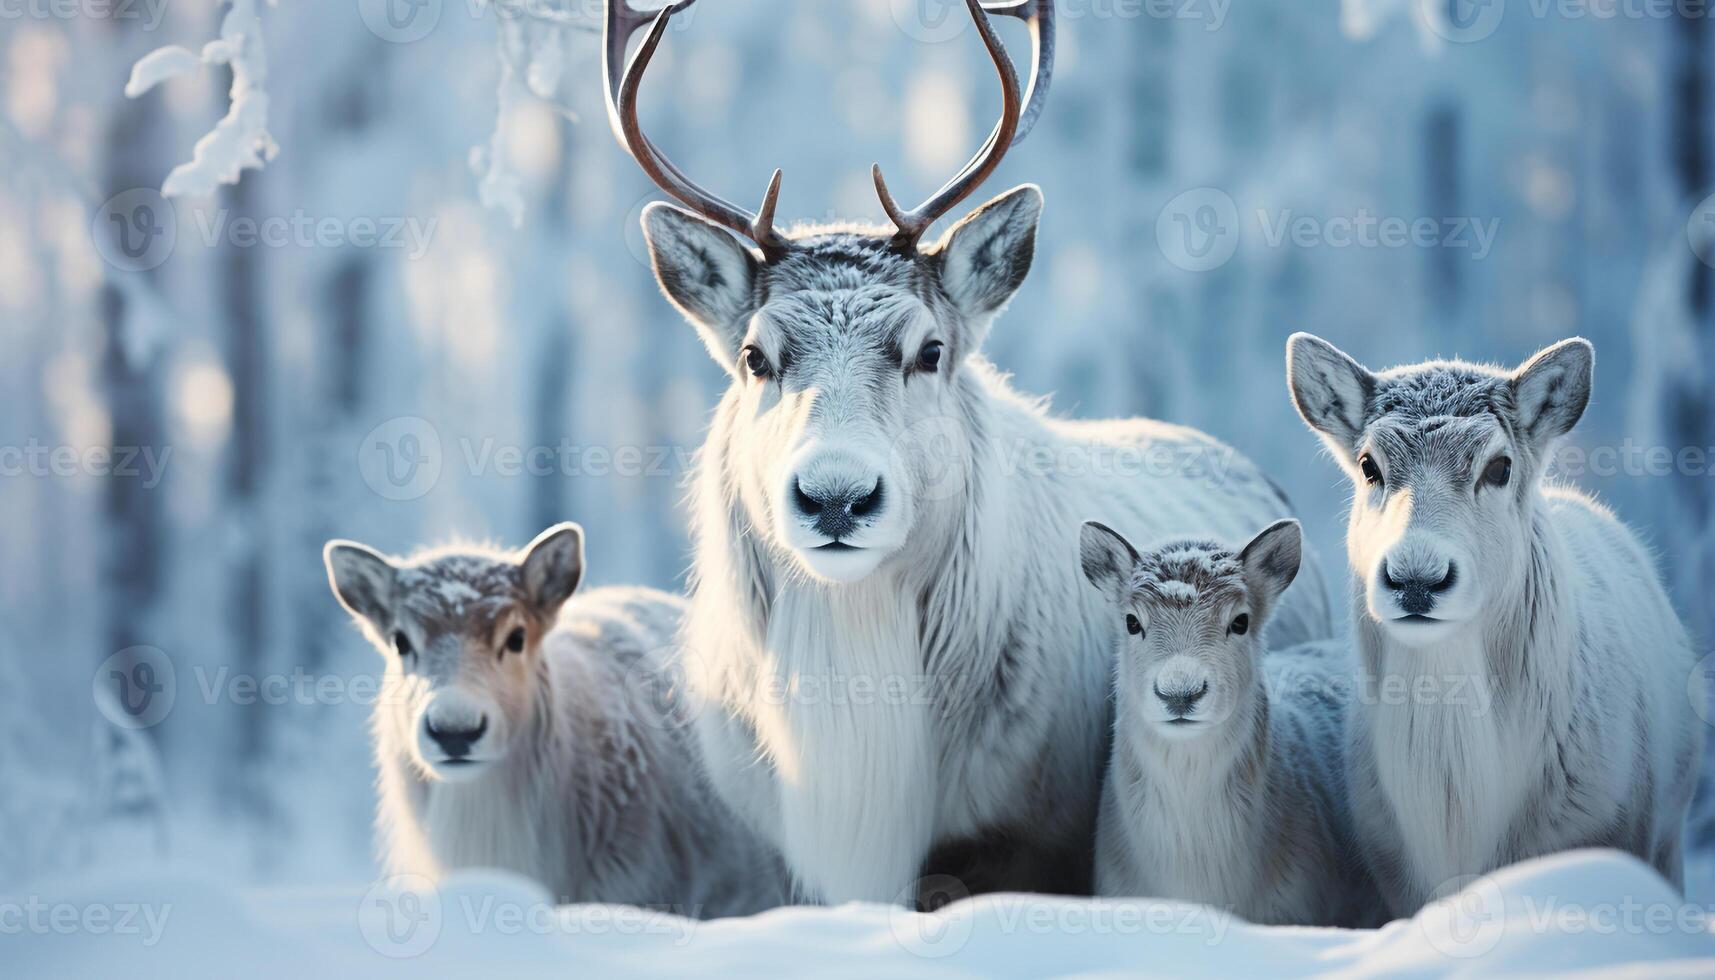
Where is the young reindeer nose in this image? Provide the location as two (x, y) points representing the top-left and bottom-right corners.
(1382, 559), (1458, 616)
(1154, 680), (1209, 718)
(792, 474), (885, 541)
(425, 715), (488, 759)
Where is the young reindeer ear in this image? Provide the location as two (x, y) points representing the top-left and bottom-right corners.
(641, 203), (761, 376)
(521, 522), (585, 611)
(1079, 521), (1140, 604)
(323, 541), (397, 630)
(1287, 333), (1377, 455)
(1510, 338), (1593, 448)
(932, 185), (1043, 335)
(1237, 519), (1302, 618)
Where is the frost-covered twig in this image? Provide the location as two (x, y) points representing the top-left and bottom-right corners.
(0, 115), (179, 366)
(471, 18), (531, 228)
(488, 0), (599, 30)
(125, 0), (278, 197)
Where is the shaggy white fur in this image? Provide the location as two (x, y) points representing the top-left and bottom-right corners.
(642, 187), (1334, 904)
(324, 524), (788, 917)
(1289, 333), (1701, 915)
(1084, 520), (1381, 927)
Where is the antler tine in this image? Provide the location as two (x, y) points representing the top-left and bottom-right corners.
(604, 1), (695, 196)
(604, 0), (791, 257)
(984, 0), (1056, 145)
(603, 0), (687, 150)
(873, 0), (1055, 250)
(754, 168), (784, 241)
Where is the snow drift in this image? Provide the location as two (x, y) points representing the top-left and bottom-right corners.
(6, 849), (1713, 978)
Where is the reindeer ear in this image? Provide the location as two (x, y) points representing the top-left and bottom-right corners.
(933, 185), (1042, 331)
(1511, 338), (1593, 448)
(324, 541), (397, 630)
(521, 522), (585, 611)
(1237, 519), (1302, 617)
(1287, 332), (1377, 454)
(641, 203), (760, 375)
(1079, 521), (1140, 604)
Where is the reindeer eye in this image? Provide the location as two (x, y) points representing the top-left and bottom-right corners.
(1125, 614), (1144, 637)
(741, 345), (772, 380)
(1230, 614), (1250, 636)
(1482, 456), (1512, 489)
(393, 631), (413, 657)
(916, 341), (945, 373)
(1358, 454), (1384, 488)
(503, 626), (526, 655)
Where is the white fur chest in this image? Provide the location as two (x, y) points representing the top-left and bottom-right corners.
(1367, 646), (1521, 893)
(417, 778), (571, 897)
(753, 575), (937, 903)
(1125, 768), (1262, 906)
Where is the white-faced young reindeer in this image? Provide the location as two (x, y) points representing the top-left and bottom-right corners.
(324, 523), (788, 917)
(602, 0), (1332, 903)
(1288, 334), (1701, 914)
(1081, 520), (1379, 927)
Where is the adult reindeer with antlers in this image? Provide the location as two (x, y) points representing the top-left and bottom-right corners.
(603, 0), (1331, 903)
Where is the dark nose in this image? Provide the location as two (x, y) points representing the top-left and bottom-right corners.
(1154, 681), (1209, 718)
(1383, 560), (1457, 616)
(425, 715), (487, 758)
(793, 477), (884, 540)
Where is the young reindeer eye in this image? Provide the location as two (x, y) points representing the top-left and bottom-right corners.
(1125, 614), (1144, 637)
(1229, 614), (1250, 636)
(503, 626), (526, 656)
(916, 340), (945, 373)
(393, 631), (413, 658)
(1358, 453), (1384, 488)
(1482, 455), (1512, 489)
(741, 345), (772, 380)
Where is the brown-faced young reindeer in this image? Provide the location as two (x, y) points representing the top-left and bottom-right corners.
(602, 0), (1332, 904)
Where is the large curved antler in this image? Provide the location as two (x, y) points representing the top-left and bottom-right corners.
(603, 0), (1055, 259)
(603, 0), (791, 258)
(872, 0), (1056, 251)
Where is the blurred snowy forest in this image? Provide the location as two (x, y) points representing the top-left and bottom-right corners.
(2, 0), (1713, 892)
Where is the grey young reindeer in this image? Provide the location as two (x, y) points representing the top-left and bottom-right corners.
(1288, 333), (1701, 913)
(601, 0), (1332, 903)
(324, 523), (788, 917)
(1081, 520), (1379, 927)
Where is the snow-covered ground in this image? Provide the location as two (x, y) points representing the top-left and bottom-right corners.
(8, 850), (1713, 978)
